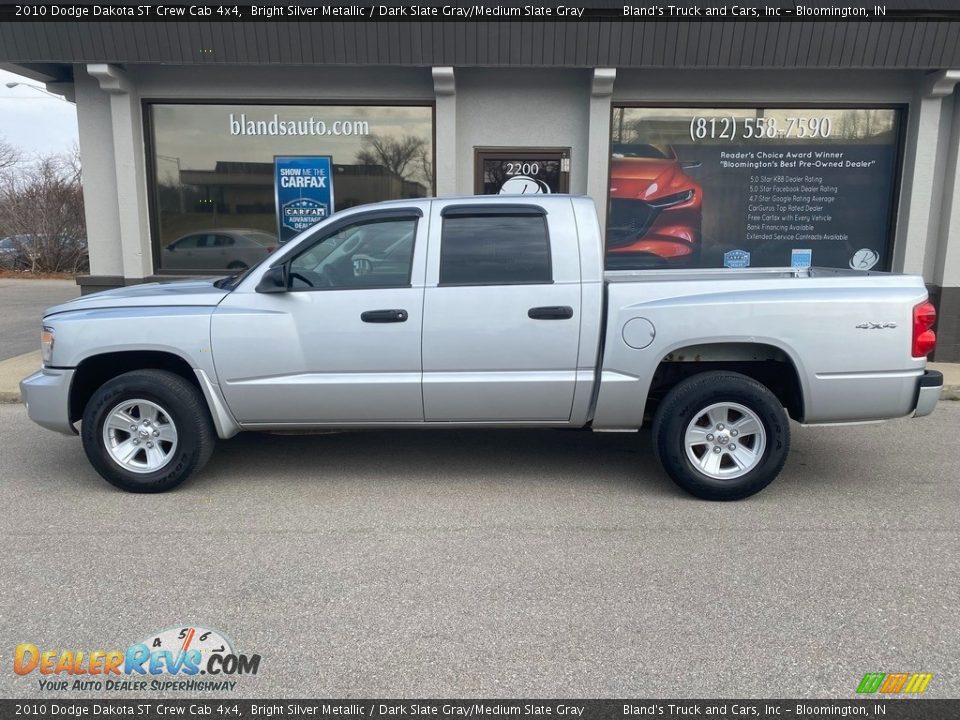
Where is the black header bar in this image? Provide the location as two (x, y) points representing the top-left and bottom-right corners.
(2, 2), (960, 22)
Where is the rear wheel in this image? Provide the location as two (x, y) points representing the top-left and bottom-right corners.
(81, 369), (216, 492)
(652, 371), (790, 500)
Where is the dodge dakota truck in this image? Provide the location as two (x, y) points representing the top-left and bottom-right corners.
(20, 195), (943, 500)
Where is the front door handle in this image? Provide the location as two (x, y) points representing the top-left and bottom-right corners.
(528, 305), (574, 320)
(361, 309), (408, 323)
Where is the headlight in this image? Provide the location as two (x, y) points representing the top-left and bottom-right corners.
(40, 325), (55, 365)
(648, 189), (695, 208)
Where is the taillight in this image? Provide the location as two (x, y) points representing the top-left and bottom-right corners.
(267, 246), (276, 254)
(912, 300), (937, 358)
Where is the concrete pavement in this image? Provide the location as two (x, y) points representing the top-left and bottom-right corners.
(0, 402), (957, 698)
(0, 278), (79, 361)
(929, 361), (960, 400)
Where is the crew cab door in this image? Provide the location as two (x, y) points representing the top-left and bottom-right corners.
(211, 209), (426, 425)
(421, 200), (582, 421)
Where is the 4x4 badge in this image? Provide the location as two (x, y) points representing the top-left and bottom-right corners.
(856, 321), (897, 329)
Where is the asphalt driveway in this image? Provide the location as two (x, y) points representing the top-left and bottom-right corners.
(0, 402), (957, 699)
(0, 278), (79, 360)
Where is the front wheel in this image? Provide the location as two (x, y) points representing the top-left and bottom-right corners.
(81, 369), (216, 492)
(652, 371), (790, 500)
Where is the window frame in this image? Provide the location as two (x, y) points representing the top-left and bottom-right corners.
(437, 206), (554, 288)
(607, 102), (908, 274)
(282, 210), (423, 293)
(143, 98), (437, 276)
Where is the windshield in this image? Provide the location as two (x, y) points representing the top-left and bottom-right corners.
(611, 143), (676, 160)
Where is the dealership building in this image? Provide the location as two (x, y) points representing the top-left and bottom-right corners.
(3, 9), (960, 359)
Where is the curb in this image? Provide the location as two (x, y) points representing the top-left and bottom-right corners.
(0, 350), (40, 404)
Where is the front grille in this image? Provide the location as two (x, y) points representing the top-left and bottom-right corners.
(606, 199), (660, 248)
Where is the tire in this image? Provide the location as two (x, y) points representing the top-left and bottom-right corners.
(652, 371), (790, 501)
(81, 369), (216, 493)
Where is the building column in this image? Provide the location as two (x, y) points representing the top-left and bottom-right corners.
(893, 71), (960, 278)
(587, 68), (616, 236)
(73, 67), (123, 287)
(87, 63), (152, 281)
(930, 76), (960, 361)
(432, 67), (457, 197)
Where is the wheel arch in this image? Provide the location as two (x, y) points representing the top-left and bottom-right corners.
(644, 341), (807, 422)
(69, 350), (201, 425)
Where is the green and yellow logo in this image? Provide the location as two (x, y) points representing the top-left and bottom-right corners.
(857, 672), (933, 694)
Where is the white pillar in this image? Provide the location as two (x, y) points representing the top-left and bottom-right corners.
(74, 67), (123, 280)
(587, 69), (616, 236)
(934, 86), (960, 290)
(894, 70), (960, 278)
(432, 67), (457, 197)
(87, 63), (152, 280)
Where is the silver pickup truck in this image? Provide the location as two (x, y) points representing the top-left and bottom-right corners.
(20, 195), (943, 500)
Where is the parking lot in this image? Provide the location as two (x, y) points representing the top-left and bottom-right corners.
(0, 278), (78, 360)
(0, 400), (957, 698)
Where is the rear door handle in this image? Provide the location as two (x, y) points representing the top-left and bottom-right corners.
(361, 309), (408, 323)
(528, 305), (574, 320)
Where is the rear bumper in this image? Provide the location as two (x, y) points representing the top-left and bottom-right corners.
(913, 370), (943, 418)
(19, 367), (76, 435)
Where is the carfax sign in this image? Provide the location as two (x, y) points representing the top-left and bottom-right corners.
(274, 155), (334, 243)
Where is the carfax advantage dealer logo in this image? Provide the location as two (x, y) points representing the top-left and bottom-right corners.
(856, 672), (933, 694)
(13, 626), (260, 692)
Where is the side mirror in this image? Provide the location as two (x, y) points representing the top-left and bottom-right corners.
(256, 264), (288, 293)
(680, 160), (702, 170)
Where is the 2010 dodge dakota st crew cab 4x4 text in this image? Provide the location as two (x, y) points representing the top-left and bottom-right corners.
(20, 196), (943, 500)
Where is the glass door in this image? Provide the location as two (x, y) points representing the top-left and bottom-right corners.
(475, 148), (570, 196)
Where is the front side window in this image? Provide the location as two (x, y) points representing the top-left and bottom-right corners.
(439, 214), (551, 286)
(288, 217), (417, 290)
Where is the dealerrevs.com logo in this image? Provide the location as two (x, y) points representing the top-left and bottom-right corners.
(856, 672), (933, 694)
(13, 626), (261, 692)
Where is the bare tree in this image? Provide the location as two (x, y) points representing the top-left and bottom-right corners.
(357, 134), (431, 186)
(0, 137), (19, 172)
(0, 148), (88, 273)
(417, 147), (433, 191)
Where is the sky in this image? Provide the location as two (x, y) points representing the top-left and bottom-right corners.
(0, 68), (79, 158)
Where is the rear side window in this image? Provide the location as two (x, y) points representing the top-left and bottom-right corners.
(439, 214), (551, 285)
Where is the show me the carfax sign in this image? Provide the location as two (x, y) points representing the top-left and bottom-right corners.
(274, 155), (334, 244)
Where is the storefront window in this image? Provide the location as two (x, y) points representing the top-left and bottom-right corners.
(607, 107), (902, 271)
(148, 103), (433, 272)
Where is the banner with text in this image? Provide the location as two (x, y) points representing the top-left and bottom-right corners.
(274, 155), (334, 244)
(606, 107), (901, 271)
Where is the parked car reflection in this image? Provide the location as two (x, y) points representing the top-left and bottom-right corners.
(161, 229), (277, 271)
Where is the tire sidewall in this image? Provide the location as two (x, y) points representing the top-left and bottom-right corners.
(82, 375), (203, 492)
(656, 375), (789, 500)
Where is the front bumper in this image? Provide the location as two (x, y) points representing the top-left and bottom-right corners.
(19, 367), (76, 435)
(913, 370), (943, 418)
